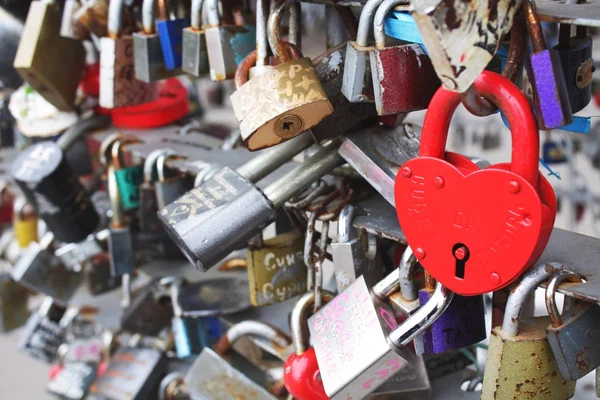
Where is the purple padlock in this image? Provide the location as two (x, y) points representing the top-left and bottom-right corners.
(415, 272), (486, 354)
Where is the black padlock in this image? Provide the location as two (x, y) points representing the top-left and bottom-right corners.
(554, 24), (594, 114)
(120, 279), (173, 336)
(11, 141), (99, 243)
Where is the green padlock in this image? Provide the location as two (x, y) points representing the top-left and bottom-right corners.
(112, 140), (144, 211)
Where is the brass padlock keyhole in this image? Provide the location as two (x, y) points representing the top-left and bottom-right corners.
(275, 114), (304, 139)
(453, 243), (470, 280)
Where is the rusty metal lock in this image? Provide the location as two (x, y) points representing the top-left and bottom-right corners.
(395, 71), (557, 295)
(369, 0), (439, 115)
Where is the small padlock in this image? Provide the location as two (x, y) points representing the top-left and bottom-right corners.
(231, 5), (332, 150)
(54, 230), (105, 272)
(14, 0), (85, 111)
(134, 0), (184, 82)
(84, 253), (122, 296)
(205, 0), (255, 80)
(182, 0), (210, 76)
(415, 272), (486, 354)
(0, 268), (30, 333)
(341, 0), (381, 103)
(156, 0), (190, 70)
(331, 204), (381, 292)
(111, 138), (144, 211)
(120, 279), (173, 336)
(47, 361), (97, 400)
(246, 230), (307, 307)
(394, 70), (557, 295)
(139, 149), (173, 235)
(13, 197), (38, 248)
(155, 153), (193, 209)
(481, 263), (576, 399)
(545, 269), (600, 381)
(542, 132), (568, 165)
(100, 0), (158, 108)
(523, 0), (572, 129)
(90, 346), (167, 400)
(554, 24), (594, 114)
(370, 2), (440, 115)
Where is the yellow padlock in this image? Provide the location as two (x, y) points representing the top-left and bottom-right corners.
(13, 198), (38, 248)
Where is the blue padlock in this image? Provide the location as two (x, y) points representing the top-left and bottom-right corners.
(173, 316), (223, 358)
(157, 15), (191, 70)
(383, 10), (425, 48)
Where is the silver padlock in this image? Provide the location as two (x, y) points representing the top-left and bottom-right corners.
(331, 204), (380, 292)
(54, 231), (105, 271)
(47, 362), (97, 400)
(309, 275), (453, 399)
(182, 0), (210, 76)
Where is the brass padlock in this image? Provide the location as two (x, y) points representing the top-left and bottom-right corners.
(13, 197), (38, 249)
(14, 0), (85, 111)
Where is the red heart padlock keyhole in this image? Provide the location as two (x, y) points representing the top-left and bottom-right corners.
(395, 71), (557, 295)
(284, 347), (329, 400)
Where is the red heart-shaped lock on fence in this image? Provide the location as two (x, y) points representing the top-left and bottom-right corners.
(394, 71), (557, 296)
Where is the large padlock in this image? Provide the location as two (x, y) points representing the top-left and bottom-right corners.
(410, 0), (520, 93)
(205, 0), (255, 81)
(182, 0), (210, 76)
(307, 277), (453, 399)
(231, 13), (332, 150)
(156, 0), (190, 70)
(246, 231), (307, 307)
(284, 292), (332, 400)
(13, 197), (38, 248)
(11, 141), (100, 243)
(415, 272), (486, 354)
(331, 204), (381, 292)
(481, 263), (576, 399)
(394, 70), (557, 295)
(100, 0), (158, 108)
(134, 0), (184, 82)
(523, 0), (572, 129)
(155, 153), (193, 209)
(341, 0), (381, 103)
(370, 2), (440, 115)
(554, 24), (594, 114)
(14, 0), (85, 111)
(545, 269), (600, 381)
(90, 347), (167, 400)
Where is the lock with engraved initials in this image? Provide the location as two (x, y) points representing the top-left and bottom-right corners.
(308, 273), (454, 399)
(394, 71), (557, 295)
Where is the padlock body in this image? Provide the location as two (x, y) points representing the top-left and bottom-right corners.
(120, 281), (173, 336)
(90, 348), (166, 400)
(331, 236), (382, 293)
(100, 36), (158, 109)
(311, 42), (378, 142)
(156, 18), (190, 70)
(173, 316), (219, 358)
(47, 362), (97, 400)
(341, 41), (374, 103)
(14, 216), (38, 248)
(133, 32), (182, 82)
(108, 227), (134, 276)
(14, 1), (85, 111)
(230, 57), (333, 151)
(155, 177), (192, 210)
(0, 273), (29, 332)
(370, 43), (440, 115)
(230, 24), (256, 65)
(525, 49), (573, 129)
(19, 306), (67, 363)
(182, 28), (209, 76)
(554, 36), (593, 114)
(206, 25), (253, 81)
(481, 317), (576, 400)
(546, 303), (600, 380)
(84, 255), (121, 295)
(309, 275), (409, 400)
(55, 239), (103, 271)
(139, 183), (161, 233)
(115, 165), (143, 210)
(388, 292), (419, 322)
(246, 231), (307, 306)
(416, 289), (485, 354)
(368, 355), (431, 399)
(542, 140), (567, 164)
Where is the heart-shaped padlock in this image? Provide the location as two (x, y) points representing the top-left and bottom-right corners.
(394, 70), (557, 295)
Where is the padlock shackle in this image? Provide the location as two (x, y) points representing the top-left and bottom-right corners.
(523, 0), (547, 53)
(215, 321), (292, 361)
(13, 197), (34, 220)
(235, 42), (302, 88)
(373, 264), (400, 300)
(256, 0), (269, 66)
(206, 0), (221, 27)
(356, 0), (384, 46)
(291, 291), (334, 355)
(373, 0), (409, 48)
(156, 153), (182, 182)
(399, 247), (418, 301)
(389, 282), (453, 349)
(100, 133), (125, 166)
(289, 1), (301, 47)
(111, 137), (142, 170)
(142, 0), (157, 33)
(502, 262), (564, 336)
(108, 0), (125, 38)
(143, 149), (175, 184)
(545, 269), (584, 328)
(191, 0), (206, 30)
(57, 115), (110, 152)
(337, 204), (358, 243)
(420, 71), (540, 191)
(268, 0), (303, 64)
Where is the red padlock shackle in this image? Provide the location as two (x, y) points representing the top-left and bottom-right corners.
(420, 71), (539, 191)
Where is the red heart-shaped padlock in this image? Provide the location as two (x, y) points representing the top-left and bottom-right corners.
(394, 71), (557, 295)
(284, 347), (329, 400)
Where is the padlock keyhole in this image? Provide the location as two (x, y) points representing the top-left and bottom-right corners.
(452, 243), (470, 280)
(282, 121), (294, 131)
